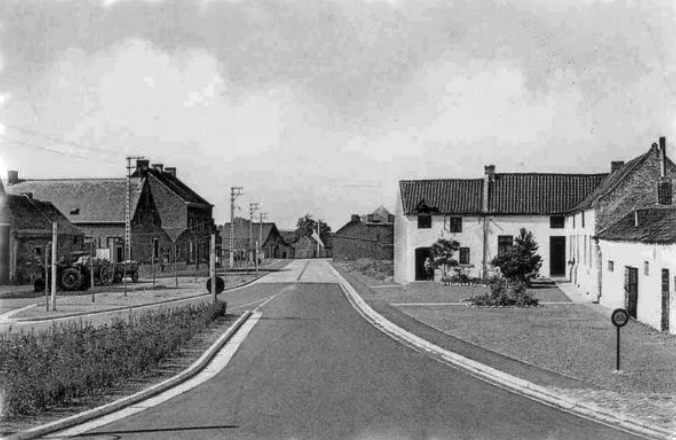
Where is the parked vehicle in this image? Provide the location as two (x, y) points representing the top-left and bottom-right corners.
(112, 260), (139, 283)
(32, 252), (115, 292)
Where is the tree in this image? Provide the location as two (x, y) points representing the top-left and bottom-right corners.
(430, 238), (460, 283)
(490, 228), (542, 285)
(295, 213), (332, 243)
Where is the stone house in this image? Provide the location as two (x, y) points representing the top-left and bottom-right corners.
(221, 217), (293, 261)
(394, 171), (605, 283)
(0, 179), (85, 284)
(333, 206), (395, 260)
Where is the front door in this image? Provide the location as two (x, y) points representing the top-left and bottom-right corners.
(662, 269), (670, 332)
(625, 266), (639, 319)
(415, 247), (432, 281)
(549, 236), (566, 277)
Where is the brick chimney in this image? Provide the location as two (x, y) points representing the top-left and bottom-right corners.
(136, 159), (150, 177)
(350, 214), (360, 222)
(152, 163), (164, 172)
(657, 137), (672, 205)
(659, 136), (667, 177)
(7, 170), (18, 185)
(165, 167), (176, 177)
(483, 165), (495, 213)
(611, 161), (625, 173)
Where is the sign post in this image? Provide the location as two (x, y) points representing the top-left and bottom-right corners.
(611, 308), (629, 371)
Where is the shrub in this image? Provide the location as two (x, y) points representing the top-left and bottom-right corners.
(467, 278), (539, 307)
(490, 228), (543, 286)
(0, 301), (227, 419)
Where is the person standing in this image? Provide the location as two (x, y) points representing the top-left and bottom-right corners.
(424, 257), (434, 281)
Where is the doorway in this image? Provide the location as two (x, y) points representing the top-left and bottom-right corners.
(662, 269), (670, 332)
(624, 266), (639, 319)
(415, 247), (432, 281)
(549, 236), (566, 277)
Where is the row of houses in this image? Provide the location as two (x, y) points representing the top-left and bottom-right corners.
(0, 159), (215, 284)
(392, 138), (676, 334)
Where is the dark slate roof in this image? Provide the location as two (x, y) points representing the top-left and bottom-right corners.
(400, 174), (607, 215)
(399, 179), (484, 214)
(145, 170), (212, 207)
(5, 195), (83, 236)
(488, 173), (607, 215)
(6, 178), (143, 223)
(596, 207), (676, 244)
(571, 149), (651, 212)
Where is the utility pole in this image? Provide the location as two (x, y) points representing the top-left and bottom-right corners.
(125, 156), (144, 297)
(210, 233), (216, 303)
(259, 212), (267, 262)
(249, 203), (260, 268)
(51, 222), (57, 312)
(229, 187), (244, 269)
(316, 219), (320, 258)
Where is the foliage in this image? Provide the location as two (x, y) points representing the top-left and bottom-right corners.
(0, 301), (228, 419)
(430, 238), (460, 282)
(345, 259), (393, 280)
(490, 228), (543, 285)
(467, 278), (539, 307)
(295, 213), (332, 244)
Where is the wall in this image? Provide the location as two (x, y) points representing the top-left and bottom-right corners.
(599, 240), (676, 334)
(393, 192), (408, 284)
(333, 222), (394, 260)
(567, 208), (599, 300)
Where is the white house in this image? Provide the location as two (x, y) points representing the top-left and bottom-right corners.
(394, 168), (606, 283)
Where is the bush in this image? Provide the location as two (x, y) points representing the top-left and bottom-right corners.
(467, 278), (539, 307)
(490, 228), (542, 286)
(345, 259), (393, 280)
(0, 301), (227, 418)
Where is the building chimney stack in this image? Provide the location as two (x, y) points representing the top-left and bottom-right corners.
(350, 214), (360, 222)
(659, 136), (667, 177)
(611, 161), (625, 173)
(136, 159), (150, 177)
(152, 163), (164, 172)
(165, 167), (176, 177)
(7, 170), (18, 185)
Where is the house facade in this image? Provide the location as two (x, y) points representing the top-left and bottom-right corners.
(394, 171), (605, 283)
(333, 206), (395, 260)
(293, 233), (325, 259)
(221, 218), (293, 261)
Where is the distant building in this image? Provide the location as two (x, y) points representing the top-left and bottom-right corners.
(333, 205), (394, 260)
(293, 232), (325, 259)
(221, 218), (293, 261)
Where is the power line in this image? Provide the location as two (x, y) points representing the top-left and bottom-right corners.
(1, 123), (118, 157)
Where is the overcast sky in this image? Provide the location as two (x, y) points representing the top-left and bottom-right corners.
(0, 0), (675, 229)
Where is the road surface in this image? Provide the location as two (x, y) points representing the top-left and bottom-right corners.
(50, 260), (643, 440)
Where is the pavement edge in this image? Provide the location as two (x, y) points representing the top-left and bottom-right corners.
(4, 310), (254, 440)
(329, 265), (675, 440)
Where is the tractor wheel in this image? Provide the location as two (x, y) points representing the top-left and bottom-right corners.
(99, 266), (112, 285)
(61, 268), (83, 291)
(34, 278), (45, 292)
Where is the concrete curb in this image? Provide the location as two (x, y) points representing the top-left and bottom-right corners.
(9, 272), (269, 324)
(329, 266), (674, 440)
(4, 311), (254, 440)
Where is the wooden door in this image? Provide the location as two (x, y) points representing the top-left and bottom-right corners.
(549, 236), (566, 277)
(624, 266), (639, 319)
(662, 269), (670, 332)
(415, 247), (432, 281)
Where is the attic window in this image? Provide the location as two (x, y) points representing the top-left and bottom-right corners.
(70, 208), (80, 215)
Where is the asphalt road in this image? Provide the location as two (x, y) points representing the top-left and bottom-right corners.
(55, 260), (643, 440)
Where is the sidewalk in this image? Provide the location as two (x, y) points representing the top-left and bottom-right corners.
(333, 264), (676, 435)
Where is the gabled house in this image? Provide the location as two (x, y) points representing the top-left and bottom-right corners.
(0, 179), (84, 284)
(394, 171), (605, 283)
(293, 232), (325, 259)
(220, 217), (293, 261)
(333, 206), (395, 260)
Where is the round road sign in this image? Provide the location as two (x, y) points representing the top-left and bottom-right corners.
(611, 308), (630, 327)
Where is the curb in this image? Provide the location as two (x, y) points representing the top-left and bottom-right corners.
(329, 266), (674, 440)
(4, 310), (254, 440)
(9, 272), (269, 324)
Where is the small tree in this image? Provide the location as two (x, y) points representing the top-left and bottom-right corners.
(490, 228), (542, 285)
(430, 238), (460, 283)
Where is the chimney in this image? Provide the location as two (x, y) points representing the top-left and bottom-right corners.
(659, 136), (667, 177)
(152, 163), (164, 172)
(165, 167), (176, 177)
(611, 161), (625, 173)
(136, 159), (150, 177)
(350, 214), (360, 222)
(367, 214), (375, 223)
(7, 170), (18, 185)
(483, 165), (495, 213)
(658, 177), (673, 205)
(387, 214), (395, 223)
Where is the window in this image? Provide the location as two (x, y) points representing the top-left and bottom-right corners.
(418, 215), (432, 229)
(607, 260), (614, 272)
(459, 247), (470, 265)
(498, 235), (513, 257)
(581, 212), (586, 228)
(644, 261), (650, 276)
(152, 238), (159, 260)
(449, 217), (462, 233)
(33, 246), (42, 257)
(550, 216), (565, 229)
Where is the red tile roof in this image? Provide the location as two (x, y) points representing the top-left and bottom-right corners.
(596, 207), (676, 244)
(6, 178), (143, 223)
(399, 179), (484, 215)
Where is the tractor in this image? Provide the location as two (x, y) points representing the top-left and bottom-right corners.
(33, 251), (113, 292)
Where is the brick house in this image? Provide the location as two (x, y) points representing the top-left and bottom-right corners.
(0, 180), (84, 284)
(333, 206), (395, 260)
(221, 217), (293, 261)
(394, 171), (605, 283)
(293, 233), (325, 259)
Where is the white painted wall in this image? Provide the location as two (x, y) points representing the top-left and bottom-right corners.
(567, 209), (600, 300)
(599, 240), (676, 334)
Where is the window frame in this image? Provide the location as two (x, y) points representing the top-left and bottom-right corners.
(459, 247), (470, 265)
(497, 235), (514, 258)
(417, 214), (432, 229)
(550, 216), (565, 229)
(449, 217), (463, 233)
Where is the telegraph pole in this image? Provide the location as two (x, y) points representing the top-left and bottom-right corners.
(316, 220), (320, 258)
(229, 187), (244, 269)
(259, 212), (267, 262)
(125, 156), (144, 297)
(249, 203), (260, 268)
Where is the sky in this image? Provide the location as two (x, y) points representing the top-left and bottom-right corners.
(0, 0), (675, 230)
